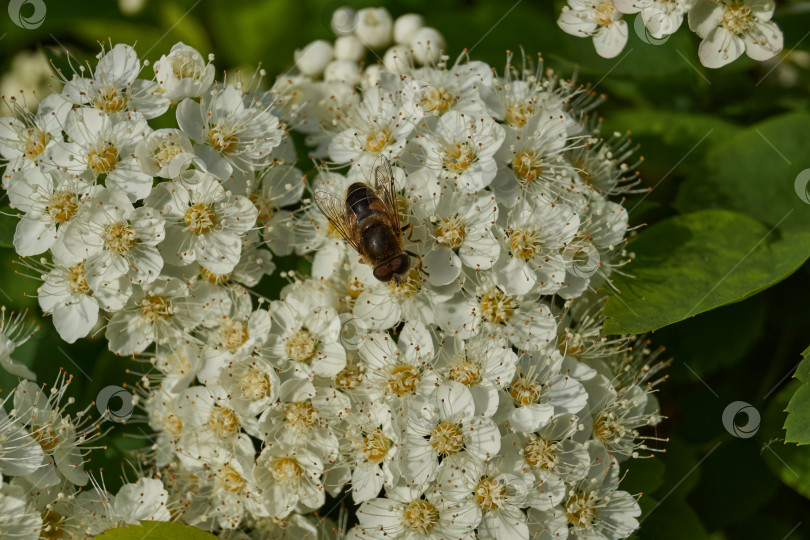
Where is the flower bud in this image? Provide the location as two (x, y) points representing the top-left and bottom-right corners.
(294, 40), (334, 76)
(394, 13), (424, 45)
(383, 46), (412, 73)
(334, 35), (365, 62)
(355, 7), (393, 49)
(154, 42), (215, 100)
(411, 27), (445, 65)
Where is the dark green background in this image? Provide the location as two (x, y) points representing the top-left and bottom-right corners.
(2, 1), (810, 538)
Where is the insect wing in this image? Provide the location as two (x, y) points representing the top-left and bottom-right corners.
(313, 189), (360, 251)
(372, 157), (401, 230)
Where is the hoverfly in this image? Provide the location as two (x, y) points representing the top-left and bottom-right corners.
(314, 158), (417, 283)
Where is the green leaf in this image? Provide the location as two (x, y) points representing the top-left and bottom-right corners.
(0, 206), (19, 249)
(96, 521), (218, 539)
(763, 382), (810, 500)
(784, 345), (810, 445)
(602, 209), (810, 334)
(634, 497), (711, 540)
(674, 112), (810, 237)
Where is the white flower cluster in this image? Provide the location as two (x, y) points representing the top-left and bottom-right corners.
(0, 8), (669, 539)
(0, 367), (174, 537)
(557, 0), (784, 68)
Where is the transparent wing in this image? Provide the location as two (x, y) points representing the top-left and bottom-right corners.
(372, 156), (401, 230)
(313, 189), (360, 251)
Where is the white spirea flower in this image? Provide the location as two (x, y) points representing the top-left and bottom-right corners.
(558, 0), (630, 58)
(416, 111), (506, 193)
(689, 0), (783, 68)
(614, 0), (695, 38)
(61, 43), (170, 119)
(177, 84), (284, 179)
(147, 173), (258, 274)
(0, 93), (70, 177)
(153, 42), (216, 100)
(48, 108), (153, 201)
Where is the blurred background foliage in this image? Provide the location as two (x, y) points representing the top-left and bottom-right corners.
(1, 0), (810, 538)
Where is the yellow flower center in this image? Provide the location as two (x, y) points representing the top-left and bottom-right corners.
(47, 192), (78, 225)
(389, 267), (422, 298)
(240, 368), (271, 400)
(163, 412), (183, 435)
(31, 424), (60, 453)
(200, 266), (230, 284)
(403, 500), (439, 533)
(92, 85), (128, 114)
(141, 295), (172, 322)
(510, 376), (543, 407)
(249, 193), (275, 225)
(435, 216), (465, 249)
(512, 151), (543, 182)
(218, 318), (249, 351)
(475, 477), (506, 510)
(67, 263), (90, 295)
(103, 221), (136, 255)
(524, 438), (556, 469)
(594, 0), (616, 26)
(429, 421), (464, 457)
(505, 101), (535, 127)
(421, 86), (454, 114)
(88, 144), (119, 175)
(592, 413), (622, 443)
(365, 128), (392, 153)
(336, 362), (364, 389)
(184, 202), (217, 234)
(722, 2), (754, 35)
(567, 492), (598, 527)
(215, 464), (247, 494)
(508, 227), (542, 260)
(284, 401), (319, 432)
(362, 431), (392, 463)
(24, 127), (48, 159)
(443, 142), (475, 172)
(388, 363), (421, 396)
(208, 126), (239, 153)
(153, 136), (184, 168)
(479, 288), (516, 324)
(285, 329), (318, 363)
(40, 510), (65, 540)
(209, 406), (241, 439)
(270, 457), (303, 486)
(448, 357), (481, 386)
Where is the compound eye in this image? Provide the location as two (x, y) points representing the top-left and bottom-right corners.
(373, 264), (394, 282)
(388, 254), (410, 276)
